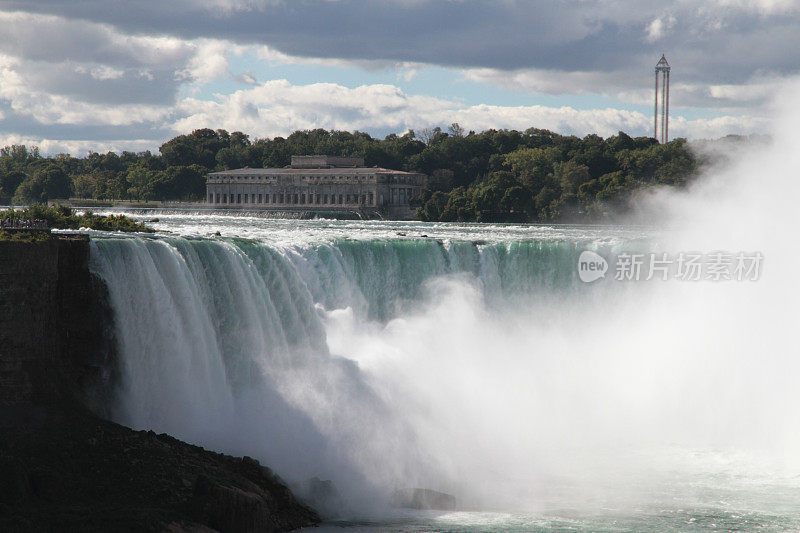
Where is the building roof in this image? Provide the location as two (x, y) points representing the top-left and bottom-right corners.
(290, 155), (364, 168)
(208, 167), (422, 177)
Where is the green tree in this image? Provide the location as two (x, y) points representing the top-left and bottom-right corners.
(505, 147), (557, 189)
(416, 191), (449, 221)
(109, 172), (131, 200)
(0, 170), (26, 201)
(72, 174), (96, 199)
(500, 186), (531, 216)
(553, 161), (590, 195)
(12, 164), (71, 202)
(12, 177), (39, 204)
(125, 163), (156, 201)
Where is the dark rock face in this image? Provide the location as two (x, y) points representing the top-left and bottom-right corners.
(0, 235), (113, 408)
(191, 455), (319, 532)
(0, 406), (319, 532)
(0, 236), (321, 532)
(0, 238), (67, 404)
(192, 463), (316, 533)
(391, 488), (457, 510)
(304, 477), (345, 518)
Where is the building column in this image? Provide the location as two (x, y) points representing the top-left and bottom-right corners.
(665, 70), (670, 143)
(654, 71), (659, 140)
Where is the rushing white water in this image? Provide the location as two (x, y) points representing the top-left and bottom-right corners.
(86, 212), (800, 529)
(84, 81), (800, 531)
(89, 232), (629, 507)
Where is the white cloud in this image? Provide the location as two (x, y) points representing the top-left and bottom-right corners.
(180, 39), (251, 84)
(236, 71), (259, 85)
(197, 0), (285, 14)
(399, 68), (420, 82)
(0, 11), (192, 69)
(462, 67), (634, 97)
(173, 80), (445, 135)
(0, 2), (790, 154)
(646, 15), (676, 42)
(0, 134), (160, 156)
(173, 79), (766, 141)
(705, 0), (800, 14)
(461, 66), (797, 113)
(0, 14), (248, 137)
(0, 10), (199, 119)
(87, 66), (126, 81)
(669, 114), (771, 139)
(707, 83), (773, 102)
(0, 54), (170, 126)
(255, 44), (427, 75)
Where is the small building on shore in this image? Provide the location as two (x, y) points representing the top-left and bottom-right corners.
(206, 156), (427, 219)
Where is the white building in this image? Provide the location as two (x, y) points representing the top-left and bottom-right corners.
(206, 156), (426, 219)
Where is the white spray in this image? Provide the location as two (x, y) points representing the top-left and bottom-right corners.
(89, 80), (800, 516)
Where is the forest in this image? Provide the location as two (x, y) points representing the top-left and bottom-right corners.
(0, 125), (713, 222)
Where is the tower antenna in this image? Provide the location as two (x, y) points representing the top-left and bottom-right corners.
(654, 55), (671, 143)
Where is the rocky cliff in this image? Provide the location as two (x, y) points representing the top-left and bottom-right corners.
(0, 235), (108, 406)
(0, 235), (320, 532)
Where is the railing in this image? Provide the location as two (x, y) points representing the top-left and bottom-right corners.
(0, 219), (50, 230)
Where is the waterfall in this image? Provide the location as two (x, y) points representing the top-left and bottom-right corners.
(89, 236), (597, 508)
(89, 232), (796, 513)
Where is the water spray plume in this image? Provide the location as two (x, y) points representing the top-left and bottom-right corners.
(87, 79), (800, 524)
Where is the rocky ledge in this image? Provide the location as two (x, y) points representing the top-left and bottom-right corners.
(0, 403), (319, 532)
(0, 236), (320, 532)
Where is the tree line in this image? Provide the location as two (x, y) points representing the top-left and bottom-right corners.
(0, 125), (722, 222)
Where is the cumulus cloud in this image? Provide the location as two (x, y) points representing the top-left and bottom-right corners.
(0, 11), (197, 109)
(180, 39), (252, 84)
(0, 11), (192, 72)
(646, 15), (676, 42)
(3, 0), (799, 82)
(0, 134), (162, 157)
(462, 67), (795, 112)
(710, 0), (800, 14)
(0, 1), (792, 153)
(0, 50), (172, 128)
(173, 79), (765, 142)
(4, 0), (796, 108)
(0, 11), (249, 150)
(174, 80), (445, 136)
(463, 67), (647, 100)
(1, 74), (769, 155)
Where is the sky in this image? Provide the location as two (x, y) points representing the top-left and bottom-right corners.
(0, 0), (797, 155)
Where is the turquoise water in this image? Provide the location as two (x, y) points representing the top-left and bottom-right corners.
(83, 209), (799, 533)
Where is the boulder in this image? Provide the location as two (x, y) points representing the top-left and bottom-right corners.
(391, 488), (456, 511)
(304, 477), (345, 518)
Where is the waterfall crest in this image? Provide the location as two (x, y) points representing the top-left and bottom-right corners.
(89, 236), (590, 506)
(88, 231), (799, 513)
